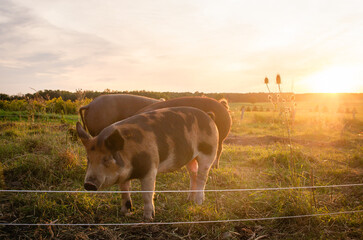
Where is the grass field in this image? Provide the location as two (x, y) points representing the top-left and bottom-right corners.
(0, 100), (362, 239)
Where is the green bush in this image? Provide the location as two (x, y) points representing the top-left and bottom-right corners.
(0, 97), (91, 115)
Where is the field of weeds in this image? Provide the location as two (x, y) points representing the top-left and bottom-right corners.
(0, 100), (362, 239)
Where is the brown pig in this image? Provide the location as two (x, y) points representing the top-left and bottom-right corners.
(79, 94), (159, 136)
(76, 107), (219, 220)
(136, 97), (231, 168)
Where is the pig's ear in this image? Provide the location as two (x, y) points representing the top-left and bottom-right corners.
(207, 111), (215, 121)
(76, 122), (91, 146)
(105, 129), (124, 152)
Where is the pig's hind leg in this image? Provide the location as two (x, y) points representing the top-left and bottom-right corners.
(186, 158), (198, 202)
(194, 154), (214, 205)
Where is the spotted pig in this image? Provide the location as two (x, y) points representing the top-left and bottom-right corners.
(136, 96), (231, 168)
(76, 107), (219, 220)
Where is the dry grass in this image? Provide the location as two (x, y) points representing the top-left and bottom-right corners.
(0, 100), (362, 239)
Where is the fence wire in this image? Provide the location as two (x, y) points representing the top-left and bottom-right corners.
(1, 183), (362, 194)
(1, 183), (361, 226)
(1, 210), (362, 226)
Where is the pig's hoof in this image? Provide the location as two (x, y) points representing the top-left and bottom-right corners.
(121, 210), (133, 216)
(143, 215), (154, 221)
(194, 195), (204, 205)
(187, 192), (197, 202)
(121, 207), (133, 216)
(143, 211), (155, 221)
(121, 200), (133, 215)
(124, 212), (133, 217)
(143, 216), (153, 221)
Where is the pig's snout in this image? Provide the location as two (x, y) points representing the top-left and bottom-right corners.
(84, 182), (98, 191)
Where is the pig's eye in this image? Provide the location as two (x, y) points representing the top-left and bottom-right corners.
(112, 152), (124, 167)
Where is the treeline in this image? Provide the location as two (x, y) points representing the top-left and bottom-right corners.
(224, 92), (363, 103)
(0, 90), (224, 102)
(0, 90), (225, 115)
(1, 89), (362, 106)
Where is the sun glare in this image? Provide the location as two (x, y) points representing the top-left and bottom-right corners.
(304, 66), (361, 93)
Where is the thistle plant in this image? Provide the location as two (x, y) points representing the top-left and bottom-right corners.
(265, 74), (298, 185)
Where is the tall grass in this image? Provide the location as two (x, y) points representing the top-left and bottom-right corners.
(0, 94), (362, 238)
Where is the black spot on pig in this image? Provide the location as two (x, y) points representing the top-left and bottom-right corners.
(154, 111), (192, 163)
(155, 132), (170, 163)
(174, 108), (212, 135)
(196, 114), (212, 136)
(157, 110), (194, 166)
(129, 151), (152, 179)
(181, 111), (195, 132)
(198, 142), (213, 155)
(104, 129), (124, 152)
(173, 139), (194, 168)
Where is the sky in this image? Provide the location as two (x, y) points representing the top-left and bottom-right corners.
(1, 0), (363, 95)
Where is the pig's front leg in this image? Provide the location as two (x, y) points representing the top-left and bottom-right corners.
(140, 170), (157, 220)
(120, 180), (132, 215)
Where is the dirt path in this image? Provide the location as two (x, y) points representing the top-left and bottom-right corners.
(225, 134), (299, 146)
(224, 134), (358, 147)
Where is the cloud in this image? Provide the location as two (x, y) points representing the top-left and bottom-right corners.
(19, 52), (61, 63)
(1, 0), (362, 94)
(0, 0), (119, 94)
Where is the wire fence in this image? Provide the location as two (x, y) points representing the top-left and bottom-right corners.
(1, 210), (362, 226)
(1, 183), (362, 226)
(1, 183), (362, 194)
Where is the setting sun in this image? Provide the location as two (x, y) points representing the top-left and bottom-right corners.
(304, 66), (361, 93)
